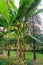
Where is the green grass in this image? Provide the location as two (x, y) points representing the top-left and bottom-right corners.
(0, 50), (43, 65)
(25, 52), (43, 61)
(3, 50), (43, 62)
(25, 52), (33, 61)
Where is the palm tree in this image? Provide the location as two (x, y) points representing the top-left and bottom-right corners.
(17, 0), (42, 60)
(30, 15), (42, 60)
(0, 0), (17, 57)
(0, 0), (43, 60)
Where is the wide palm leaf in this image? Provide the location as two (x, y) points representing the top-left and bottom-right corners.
(18, 0), (41, 20)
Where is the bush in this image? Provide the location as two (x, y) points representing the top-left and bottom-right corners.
(0, 58), (7, 65)
(39, 48), (43, 54)
(27, 60), (34, 65)
(6, 57), (20, 65)
(0, 57), (25, 65)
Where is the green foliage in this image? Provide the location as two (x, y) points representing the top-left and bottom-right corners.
(10, 32), (18, 39)
(9, 0), (17, 13)
(18, 0), (34, 19)
(24, 35), (32, 44)
(29, 34), (43, 44)
(0, 58), (7, 65)
(26, 0), (41, 17)
(0, 0), (42, 23)
(0, 58), (25, 65)
(0, 19), (8, 28)
(27, 60), (34, 65)
(6, 58), (20, 65)
(0, 32), (7, 45)
(19, 0), (34, 8)
(0, 0), (10, 23)
(0, 0), (43, 62)
(33, 9), (43, 16)
(18, 0), (41, 20)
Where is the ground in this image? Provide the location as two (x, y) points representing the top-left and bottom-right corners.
(0, 50), (43, 65)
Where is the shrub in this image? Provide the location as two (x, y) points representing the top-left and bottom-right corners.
(0, 57), (26, 65)
(0, 58), (7, 65)
(27, 60), (34, 65)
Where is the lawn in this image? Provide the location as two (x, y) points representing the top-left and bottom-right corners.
(0, 50), (43, 65)
(3, 50), (43, 61)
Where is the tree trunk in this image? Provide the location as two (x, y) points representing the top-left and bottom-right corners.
(33, 41), (36, 60)
(7, 49), (10, 57)
(6, 0), (9, 4)
(19, 38), (23, 60)
(7, 31), (10, 57)
(23, 49), (25, 60)
(7, 40), (10, 57)
(16, 39), (20, 58)
(32, 16), (36, 60)
(23, 43), (25, 60)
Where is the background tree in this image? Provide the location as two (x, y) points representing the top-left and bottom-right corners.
(28, 15), (41, 60)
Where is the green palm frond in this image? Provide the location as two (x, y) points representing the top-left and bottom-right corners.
(29, 34), (43, 44)
(26, 0), (41, 17)
(0, 19), (8, 28)
(18, 0), (41, 20)
(0, 0), (10, 23)
(0, 32), (7, 45)
(9, 0), (17, 13)
(19, 0), (34, 8)
(18, 0), (34, 18)
(33, 9), (43, 16)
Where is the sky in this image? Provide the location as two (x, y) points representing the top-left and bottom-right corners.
(14, 0), (19, 8)
(14, 0), (43, 34)
(38, 0), (43, 33)
(38, 0), (43, 20)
